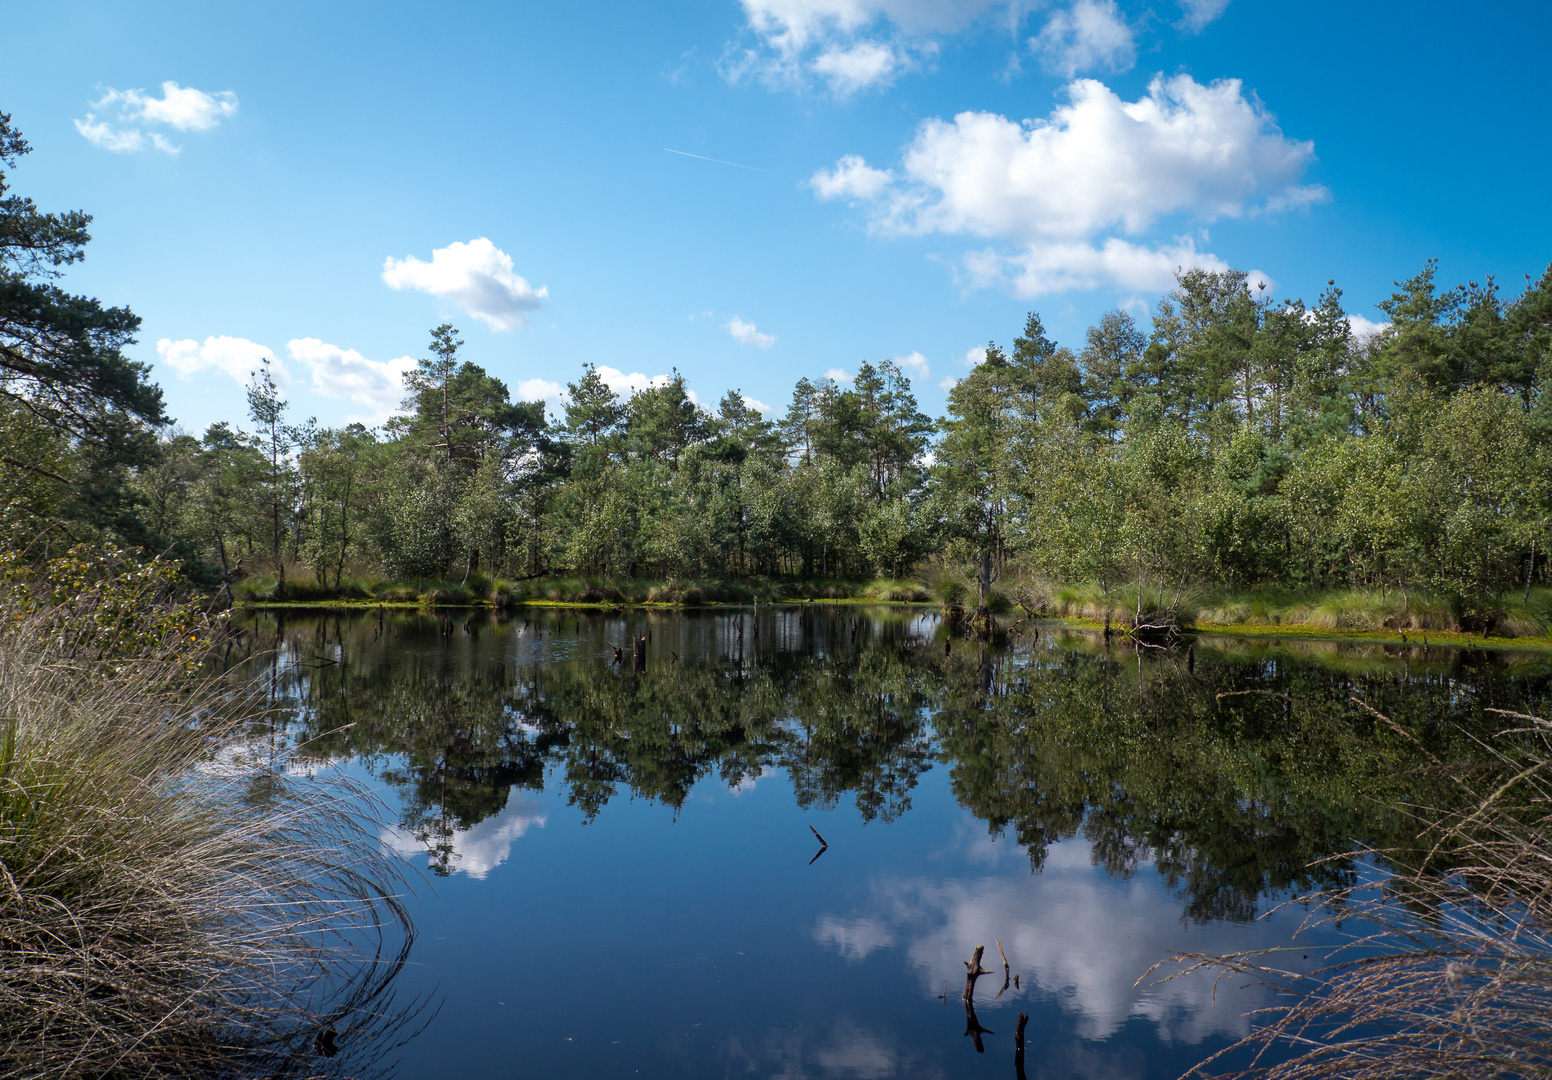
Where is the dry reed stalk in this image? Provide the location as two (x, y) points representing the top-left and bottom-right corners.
(0, 577), (424, 1079)
(1147, 704), (1552, 1080)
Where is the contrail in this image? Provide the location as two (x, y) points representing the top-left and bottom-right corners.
(664, 148), (771, 173)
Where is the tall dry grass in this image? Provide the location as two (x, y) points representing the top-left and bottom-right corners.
(1155, 703), (1552, 1080)
(0, 547), (420, 1079)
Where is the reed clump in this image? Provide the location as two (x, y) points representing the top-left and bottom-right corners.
(1159, 702), (1552, 1080)
(0, 545), (416, 1079)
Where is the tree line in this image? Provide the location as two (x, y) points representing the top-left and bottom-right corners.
(4, 110), (1552, 617)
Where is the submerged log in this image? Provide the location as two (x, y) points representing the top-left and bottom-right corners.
(1122, 609), (1183, 644)
(963, 945), (993, 1003)
(1015, 1012), (1029, 1080)
(962, 998), (994, 1054)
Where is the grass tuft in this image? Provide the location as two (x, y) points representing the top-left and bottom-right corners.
(0, 555), (418, 1077)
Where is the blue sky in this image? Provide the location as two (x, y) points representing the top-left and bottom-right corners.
(5, 0), (1549, 434)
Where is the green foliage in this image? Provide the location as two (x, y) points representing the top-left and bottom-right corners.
(0, 538), (220, 672)
(10, 121), (1550, 631)
(0, 113), (165, 547)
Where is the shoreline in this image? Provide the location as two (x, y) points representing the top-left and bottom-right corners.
(235, 600), (1552, 653)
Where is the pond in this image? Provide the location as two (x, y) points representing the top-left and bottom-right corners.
(230, 607), (1552, 1079)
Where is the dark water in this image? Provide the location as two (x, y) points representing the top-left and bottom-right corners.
(231, 607), (1552, 1079)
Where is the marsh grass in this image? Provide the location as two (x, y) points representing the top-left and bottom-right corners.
(0, 560), (420, 1078)
(1156, 703), (1552, 1080)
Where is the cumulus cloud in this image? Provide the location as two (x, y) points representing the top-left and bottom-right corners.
(810, 154), (895, 202)
(896, 75), (1322, 239)
(724, 0), (1004, 95)
(516, 377), (568, 418)
(75, 81), (237, 154)
(892, 350), (930, 379)
(285, 338), (417, 423)
(1031, 0), (1135, 77)
(825, 367), (854, 384)
(810, 40), (907, 94)
(962, 235), (1230, 296)
(727, 315), (777, 348)
(382, 238), (548, 332)
(1178, 0), (1232, 32)
(810, 73), (1326, 295)
(157, 336), (282, 384)
(742, 394), (773, 415)
(156, 335), (417, 424)
(517, 368), (704, 416)
(1347, 313), (1389, 340)
(597, 366), (699, 403)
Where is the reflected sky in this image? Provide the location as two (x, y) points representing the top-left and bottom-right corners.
(366, 755), (1321, 1079)
(236, 608), (1550, 1078)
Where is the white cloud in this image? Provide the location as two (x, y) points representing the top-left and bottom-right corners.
(515, 378), (573, 423)
(157, 336), (282, 384)
(811, 40), (907, 94)
(1031, 0), (1135, 77)
(963, 235), (1230, 296)
(725, 0), (1004, 94)
(382, 238), (548, 332)
(74, 117), (156, 154)
(285, 338), (417, 424)
(1347, 313), (1389, 340)
(381, 795), (546, 880)
(75, 81), (237, 154)
(517, 377), (567, 412)
(811, 74), (1326, 296)
(897, 75), (1322, 240)
(1178, 0), (1232, 32)
(962, 345), (987, 367)
(825, 367), (854, 384)
(516, 369), (704, 416)
(810, 154), (895, 202)
(937, 376), (958, 391)
(119, 82), (238, 131)
(742, 394), (773, 415)
(727, 315), (777, 348)
(157, 334), (417, 425)
(892, 350), (931, 379)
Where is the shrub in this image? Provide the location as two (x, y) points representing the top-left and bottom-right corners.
(0, 546), (415, 1077)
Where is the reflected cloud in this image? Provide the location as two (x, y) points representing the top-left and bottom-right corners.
(721, 1019), (944, 1079)
(381, 793), (546, 879)
(813, 839), (1302, 1043)
(813, 915), (894, 961)
(729, 764), (779, 796)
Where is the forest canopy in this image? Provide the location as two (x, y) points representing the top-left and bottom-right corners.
(2, 114), (1551, 623)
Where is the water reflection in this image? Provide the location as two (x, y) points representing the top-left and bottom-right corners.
(247, 608), (1549, 906)
(812, 839), (1305, 1043)
(232, 607), (1552, 1078)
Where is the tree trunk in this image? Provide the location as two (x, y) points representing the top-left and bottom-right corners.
(1528, 539), (1537, 604)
